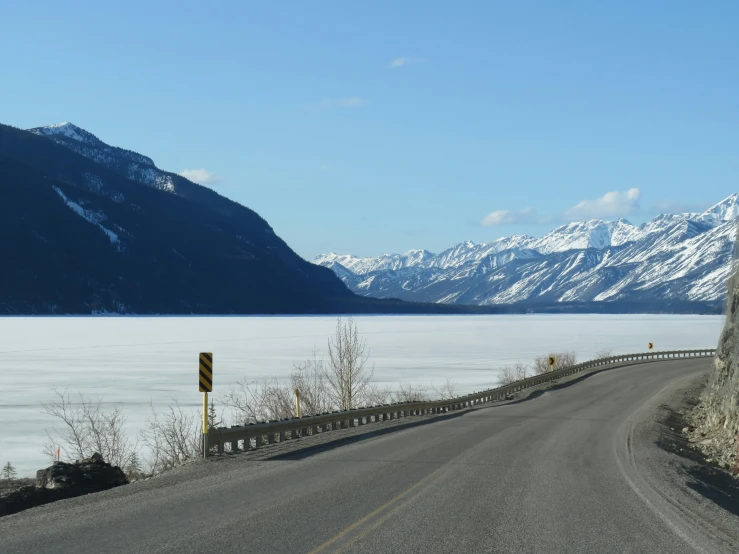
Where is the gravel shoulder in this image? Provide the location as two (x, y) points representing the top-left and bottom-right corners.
(617, 372), (739, 553)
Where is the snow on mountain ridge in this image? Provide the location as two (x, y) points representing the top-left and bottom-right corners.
(699, 192), (739, 224)
(314, 193), (739, 305)
(28, 122), (210, 195)
(30, 122), (156, 167)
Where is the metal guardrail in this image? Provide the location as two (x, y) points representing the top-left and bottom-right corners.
(206, 349), (716, 456)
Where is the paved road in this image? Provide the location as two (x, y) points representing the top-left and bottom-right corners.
(2, 358), (737, 554)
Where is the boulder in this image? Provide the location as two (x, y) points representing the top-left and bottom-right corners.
(36, 453), (128, 492)
(0, 453), (128, 518)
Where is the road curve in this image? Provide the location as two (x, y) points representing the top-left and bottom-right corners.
(2, 358), (738, 554)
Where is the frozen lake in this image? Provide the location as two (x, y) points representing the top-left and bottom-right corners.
(1, 314), (724, 476)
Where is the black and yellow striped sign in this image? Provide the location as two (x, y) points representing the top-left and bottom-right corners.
(648, 342), (654, 350)
(199, 352), (213, 392)
(548, 356), (555, 367)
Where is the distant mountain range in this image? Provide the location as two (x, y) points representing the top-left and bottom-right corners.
(0, 121), (494, 315)
(314, 195), (738, 310)
(2, 120), (728, 315)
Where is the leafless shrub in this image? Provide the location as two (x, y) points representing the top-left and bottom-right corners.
(533, 351), (577, 375)
(291, 350), (332, 415)
(365, 384), (393, 406)
(41, 388), (136, 468)
(258, 379), (294, 421)
(595, 348), (613, 359)
(431, 378), (457, 400)
(139, 401), (200, 474)
(42, 437), (61, 464)
(499, 362), (530, 385)
(222, 378), (292, 425)
(393, 382), (429, 403)
(326, 317), (374, 410)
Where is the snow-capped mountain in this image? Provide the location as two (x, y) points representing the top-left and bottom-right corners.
(314, 194), (739, 306)
(29, 122), (177, 192)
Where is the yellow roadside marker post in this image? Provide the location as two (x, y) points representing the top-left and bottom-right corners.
(295, 389), (301, 438)
(548, 356), (556, 371)
(648, 342), (654, 351)
(199, 352), (213, 457)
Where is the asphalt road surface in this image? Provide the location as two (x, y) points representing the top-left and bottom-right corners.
(2, 358), (738, 554)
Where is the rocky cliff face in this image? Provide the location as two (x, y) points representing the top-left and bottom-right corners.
(692, 232), (739, 472)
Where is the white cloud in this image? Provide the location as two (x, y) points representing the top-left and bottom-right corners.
(389, 57), (427, 68)
(178, 168), (220, 185)
(564, 188), (641, 221)
(481, 207), (543, 226)
(481, 188), (645, 227)
(320, 97), (369, 108)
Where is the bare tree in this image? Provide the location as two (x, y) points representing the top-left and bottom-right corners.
(326, 317), (374, 410)
(533, 351), (577, 375)
(595, 348), (613, 359)
(499, 362), (530, 385)
(431, 378), (457, 400)
(41, 388), (136, 468)
(139, 401), (200, 474)
(393, 382), (429, 403)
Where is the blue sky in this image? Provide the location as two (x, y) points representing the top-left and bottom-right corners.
(2, 1), (737, 259)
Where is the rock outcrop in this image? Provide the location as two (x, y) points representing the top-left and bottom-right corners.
(691, 233), (739, 473)
(0, 453), (128, 517)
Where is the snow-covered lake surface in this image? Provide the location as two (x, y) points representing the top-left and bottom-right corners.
(1, 314), (724, 476)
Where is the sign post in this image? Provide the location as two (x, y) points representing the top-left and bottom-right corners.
(199, 352), (213, 457)
(548, 356), (556, 371)
(295, 388), (301, 418)
(648, 342), (654, 351)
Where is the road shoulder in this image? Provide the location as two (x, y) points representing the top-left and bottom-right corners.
(620, 372), (739, 553)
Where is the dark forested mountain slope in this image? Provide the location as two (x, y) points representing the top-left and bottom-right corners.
(0, 123), (357, 314)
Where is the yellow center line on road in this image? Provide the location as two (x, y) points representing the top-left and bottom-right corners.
(307, 448), (470, 554)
